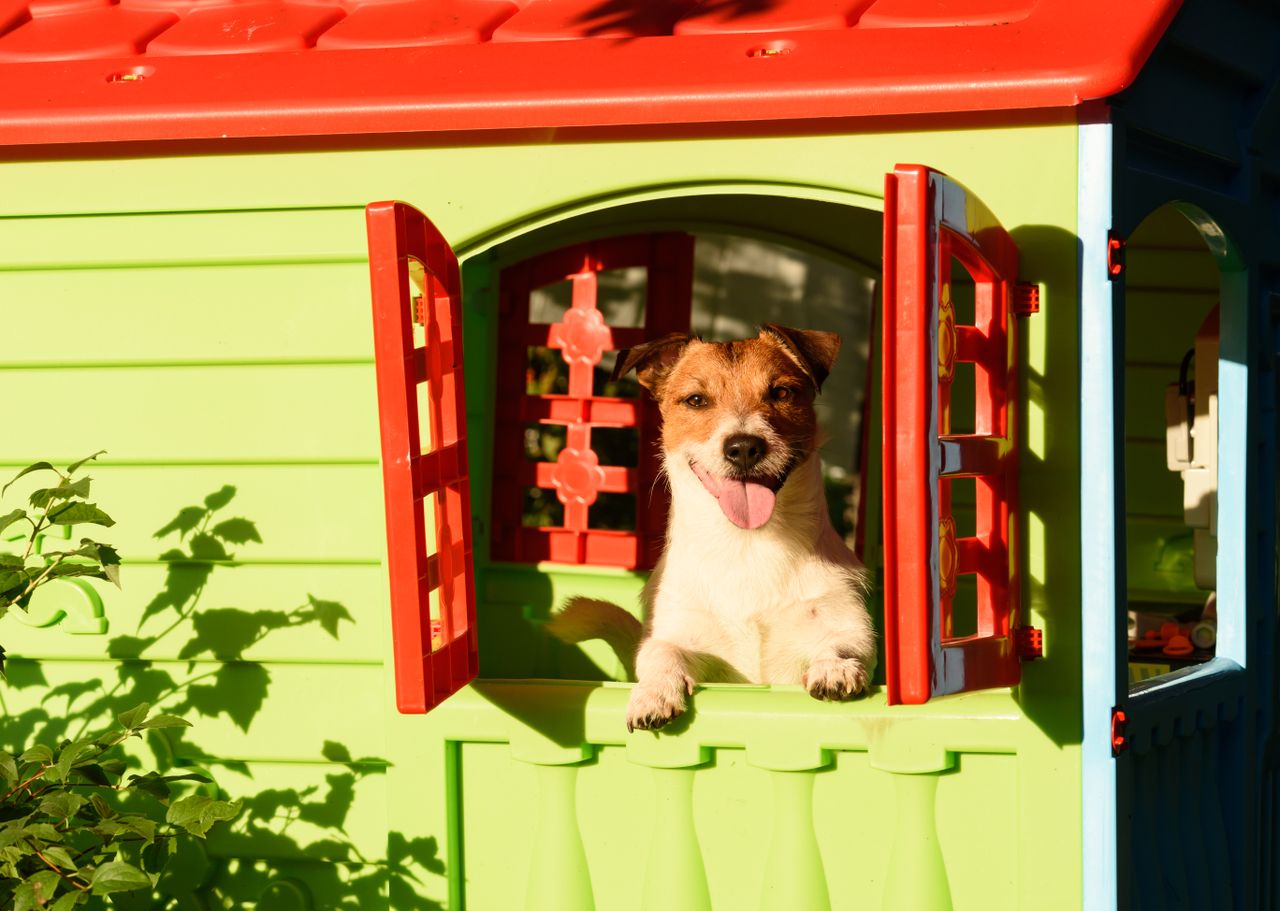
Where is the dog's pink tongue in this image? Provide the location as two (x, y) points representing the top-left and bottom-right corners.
(717, 478), (777, 529)
(692, 464), (777, 529)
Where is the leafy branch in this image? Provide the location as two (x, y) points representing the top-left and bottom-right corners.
(0, 453), (120, 679)
(0, 702), (240, 910)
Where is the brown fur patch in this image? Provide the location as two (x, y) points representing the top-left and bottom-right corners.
(656, 332), (822, 468)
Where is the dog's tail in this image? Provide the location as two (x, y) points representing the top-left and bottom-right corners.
(545, 597), (643, 680)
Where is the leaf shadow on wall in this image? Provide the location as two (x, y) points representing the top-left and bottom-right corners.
(0, 487), (445, 910)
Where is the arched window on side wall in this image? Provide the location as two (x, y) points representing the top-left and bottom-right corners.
(1123, 203), (1245, 687)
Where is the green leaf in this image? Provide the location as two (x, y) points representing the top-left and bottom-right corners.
(210, 518), (260, 545)
(135, 714), (192, 731)
(19, 745), (53, 765)
(0, 509), (27, 537)
(139, 841), (168, 875)
(116, 816), (155, 845)
(50, 892), (82, 911)
(0, 824), (25, 849)
(46, 503), (114, 529)
(0, 751), (17, 783)
(164, 795), (242, 837)
(98, 759), (126, 779)
(203, 486), (236, 511)
(24, 822), (62, 841)
(77, 764), (110, 787)
(28, 476), (90, 510)
(89, 794), (114, 820)
(71, 540), (120, 587)
(65, 452), (106, 476)
(125, 771), (209, 804)
(28, 489), (59, 509)
(44, 565), (110, 580)
(89, 860), (150, 895)
(116, 704), (150, 730)
(4, 463), (57, 496)
(0, 553), (25, 568)
(92, 819), (122, 838)
(0, 570), (28, 598)
(12, 880), (36, 911)
(124, 772), (169, 802)
(15, 871), (59, 911)
(55, 740), (95, 783)
(38, 793), (85, 820)
(41, 846), (76, 871)
(29, 869), (61, 895)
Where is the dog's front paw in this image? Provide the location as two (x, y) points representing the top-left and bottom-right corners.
(804, 658), (869, 701)
(626, 676), (695, 732)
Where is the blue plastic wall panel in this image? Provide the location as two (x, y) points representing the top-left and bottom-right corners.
(1108, 0), (1280, 905)
(1077, 118), (1122, 911)
(1125, 659), (1246, 911)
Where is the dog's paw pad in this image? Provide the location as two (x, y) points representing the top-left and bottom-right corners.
(804, 658), (869, 701)
(626, 681), (690, 732)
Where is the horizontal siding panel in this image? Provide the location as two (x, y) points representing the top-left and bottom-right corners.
(0, 208), (366, 270)
(4, 563), (389, 663)
(1, 464), (388, 562)
(206, 761), (393, 862)
(206, 858), (405, 909)
(0, 263), (374, 365)
(0, 364), (381, 461)
(5, 659), (388, 762)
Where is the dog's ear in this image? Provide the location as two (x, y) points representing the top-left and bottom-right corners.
(612, 333), (692, 392)
(760, 324), (841, 391)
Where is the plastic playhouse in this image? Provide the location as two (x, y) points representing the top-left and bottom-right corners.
(1, 0), (1278, 908)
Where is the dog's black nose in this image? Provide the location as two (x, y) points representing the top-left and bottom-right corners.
(723, 434), (767, 472)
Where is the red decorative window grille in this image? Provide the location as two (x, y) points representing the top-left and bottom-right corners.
(492, 234), (695, 570)
(882, 164), (1036, 705)
(366, 200), (478, 714)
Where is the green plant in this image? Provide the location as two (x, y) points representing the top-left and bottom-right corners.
(0, 453), (121, 678)
(0, 457), (240, 908)
(0, 703), (240, 910)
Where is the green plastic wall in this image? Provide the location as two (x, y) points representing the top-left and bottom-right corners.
(0, 121), (1082, 909)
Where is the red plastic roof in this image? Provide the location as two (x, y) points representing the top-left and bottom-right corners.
(0, 0), (1181, 146)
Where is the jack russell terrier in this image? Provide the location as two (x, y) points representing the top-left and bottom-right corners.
(548, 324), (876, 732)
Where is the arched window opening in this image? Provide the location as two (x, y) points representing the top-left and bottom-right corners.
(1124, 205), (1228, 686)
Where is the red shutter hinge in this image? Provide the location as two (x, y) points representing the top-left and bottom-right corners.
(1013, 282), (1040, 316)
(1107, 232), (1126, 280)
(413, 295), (427, 326)
(1111, 707), (1128, 757)
(1014, 625), (1043, 660)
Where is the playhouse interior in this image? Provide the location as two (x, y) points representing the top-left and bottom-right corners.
(1123, 204), (1221, 684)
(459, 192), (984, 684)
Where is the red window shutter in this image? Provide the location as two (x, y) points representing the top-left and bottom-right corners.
(492, 234), (694, 570)
(366, 201), (478, 714)
(881, 165), (1029, 705)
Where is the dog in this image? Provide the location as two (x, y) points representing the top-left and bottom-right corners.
(547, 324), (876, 732)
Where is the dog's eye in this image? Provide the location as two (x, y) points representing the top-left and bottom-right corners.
(683, 393), (708, 409)
(770, 386), (794, 402)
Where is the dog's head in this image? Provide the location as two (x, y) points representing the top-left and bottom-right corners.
(614, 324), (840, 530)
